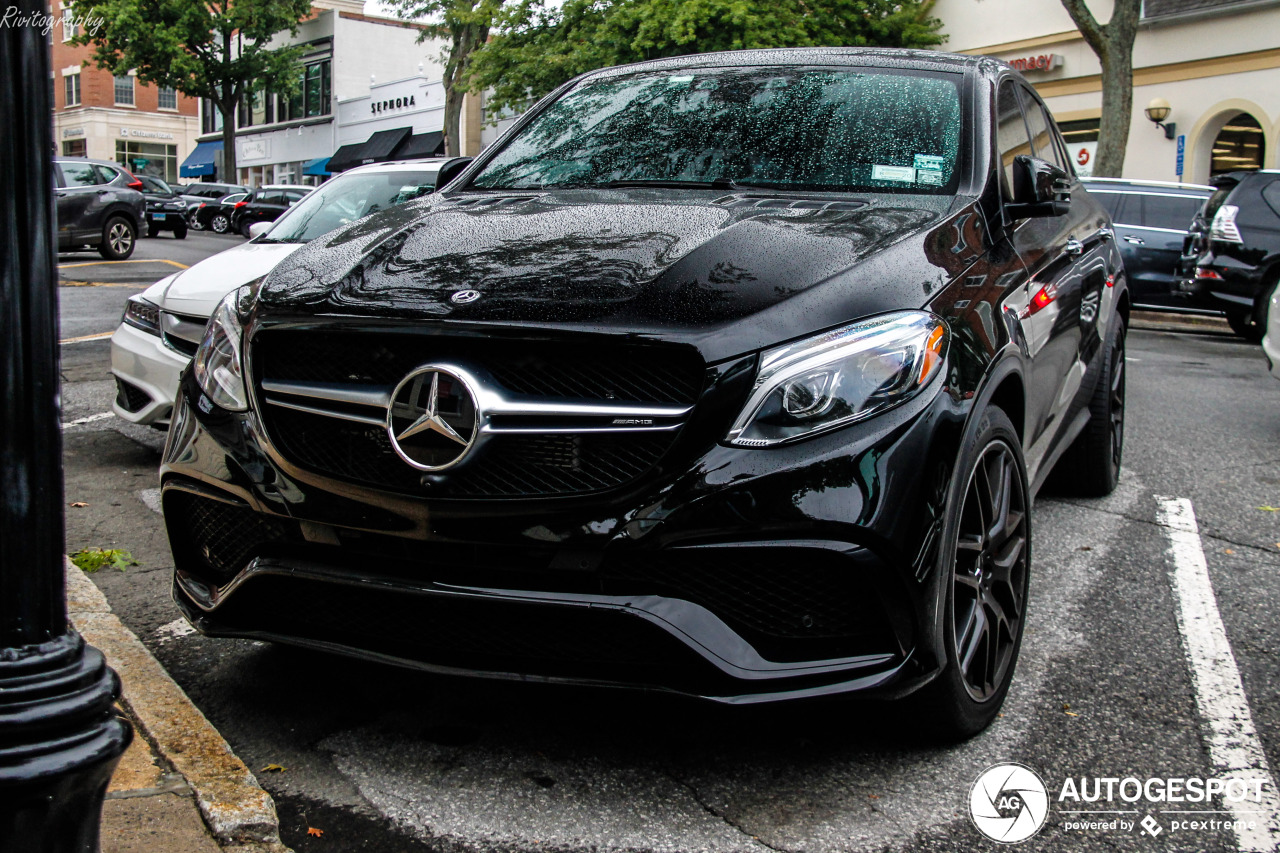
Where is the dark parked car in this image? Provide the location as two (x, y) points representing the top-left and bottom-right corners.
(179, 182), (250, 230)
(189, 192), (249, 234)
(1185, 169), (1280, 340)
(163, 49), (1127, 739)
(228, 185), (312, 237)
(1081, 178), (1211, 312)
(54, 157), (146, 259)
(136, 175), (188, 239)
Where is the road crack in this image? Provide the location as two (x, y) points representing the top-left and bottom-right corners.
(1047, 498), (1280, 562)
(661, 768), (793, 853)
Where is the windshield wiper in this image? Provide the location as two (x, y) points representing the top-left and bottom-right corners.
(607, 177), (743, 190)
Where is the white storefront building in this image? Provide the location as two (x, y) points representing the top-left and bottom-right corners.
(933, 0), (1280, 183)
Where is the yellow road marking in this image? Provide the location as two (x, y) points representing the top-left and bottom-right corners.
(58, 258), (189, 270)
(59, 331), (113, 344)
(60, 280), (149, 288)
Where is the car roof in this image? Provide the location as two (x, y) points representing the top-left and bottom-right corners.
(579, 46), (994, 83)
(341, 159), (451, 176)
(1082, 177), (1213, 194)
(254, 184), (312, 191)
(55, 156), (131, 170)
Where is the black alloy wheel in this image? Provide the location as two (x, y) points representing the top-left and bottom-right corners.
(1106, 332), (1125, 478)
(952, 438), (1029, 703)
(1048, 317), (1126, 496)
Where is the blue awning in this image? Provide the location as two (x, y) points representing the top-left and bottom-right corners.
(180, 140), (223, 177)
(303, 157), (331, 176)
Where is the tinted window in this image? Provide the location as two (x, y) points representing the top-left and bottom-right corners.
(61, 162), (102, 187)
(1131, 193), (1202, 231)
(1203, 184), (1236, 221)
(1021, 91), (1065, 171)
(256, 191), (284, 205)
(283, 190), (308, 204)
(473, 67), (963, 194)
(265, 170), (440, 243)
(1090, 190), (1126, 220)
(94, 165), (123, 184)
(995, 81), (1031, 200)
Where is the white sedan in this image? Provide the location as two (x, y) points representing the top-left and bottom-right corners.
(1264, 283), (1280, 381)
(110, 160), (448, 426)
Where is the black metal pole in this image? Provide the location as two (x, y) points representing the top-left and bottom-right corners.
(0, 1), (132, 850)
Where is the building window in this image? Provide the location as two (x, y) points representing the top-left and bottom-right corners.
(116, 139), (178, 183)
(62, 3), (79, 40)
(64, 72), (81, 107)
(304, 59), (331, 118)
(62, 138), (86, 157)
(1212, 112), (1265, 176)
(114, 75), (134, 106)
(202, 99), (223, 135)
(158, 86), (177, 110)
(1057, 118), (1100, 176)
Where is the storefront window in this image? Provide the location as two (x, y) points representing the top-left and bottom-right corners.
(62, 139), (86, 157)
(202, 100), (223, 134)
(1211, 112), (1265, 176)
(116, 140), (178, 183)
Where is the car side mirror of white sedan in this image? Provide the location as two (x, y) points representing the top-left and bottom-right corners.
(248, 221), (273, 240)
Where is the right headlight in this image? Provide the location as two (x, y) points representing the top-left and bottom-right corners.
(192, 287), (252, 412)
(725, 311), (947, 447)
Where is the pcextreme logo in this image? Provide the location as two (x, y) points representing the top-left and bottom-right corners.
(969, 763), (1050, 843)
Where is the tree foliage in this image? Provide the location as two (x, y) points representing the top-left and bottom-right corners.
(1058, 0), (1140, 177)
(390, 0), (509, 156)
(71, 0), (314, 177)
(468, 0), (946, 118)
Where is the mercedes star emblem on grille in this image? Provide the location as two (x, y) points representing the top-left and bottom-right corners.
(386, 367), (479, 471)
(451, 289), (481, 304)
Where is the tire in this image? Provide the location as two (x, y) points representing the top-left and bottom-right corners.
(911, 406), (1031, 741)
(210, 213), (230, 234)
(172, 222), (188, 240)
(1227, 278), (1278, 342)
(1050, 317), (1126, 496)
(188, 212), (206, 231)
(98, 215), (136, 260)
(239, 219), (253, 238)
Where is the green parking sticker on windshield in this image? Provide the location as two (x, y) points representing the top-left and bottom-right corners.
(914, 154), (946, 172)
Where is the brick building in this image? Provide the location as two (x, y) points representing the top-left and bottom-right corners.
(50, 6), (200, 183)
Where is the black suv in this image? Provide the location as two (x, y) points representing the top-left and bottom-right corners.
(229, 185), (311, 237)
(1186, 170), (1280, 340)
(163, 49), (1127, 738)
(54, 157), (146, 259)
(1081, 178), (1211, 312)
(137, 175), (189, 239)
(179, 182), (250, 230)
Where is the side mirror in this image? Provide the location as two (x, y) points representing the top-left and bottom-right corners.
(248, 221), (273, 240)
(1006, 155), (1071, 219)
(435, 157), (474, 191)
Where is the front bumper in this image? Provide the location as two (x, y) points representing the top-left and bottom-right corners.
(109, 322), (189, 425)
(162, 361), (965, 703)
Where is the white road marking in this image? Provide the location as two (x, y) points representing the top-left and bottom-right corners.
(61, 412), (113, 428)
(1157, 497), (1280, 852)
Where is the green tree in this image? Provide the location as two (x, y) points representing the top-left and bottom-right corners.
(1058, 0), (1141, 177)
(469, 0), (945, 119)
(390, 0), (509, 156)
(71, 0), (314, 179)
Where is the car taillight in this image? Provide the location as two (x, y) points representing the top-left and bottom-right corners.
(1022, 282), (1058, 318)
(1196, 267), (1224, 280)
(126, 173), (144, 190)
(1210, 204), (1243, 243)
(233, 201), (247, 208)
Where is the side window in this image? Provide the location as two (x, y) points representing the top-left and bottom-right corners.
(1137, 194), (1203, 231)
(256, 191), (284, 206)
(94, 165), (121, 185)
(995, 80), (1032, 201)
(1092, 191), (1126, 222)
(284, 190), (307, 205)
(61, 162), (102, 187)
(1021, 90), (1066, 171)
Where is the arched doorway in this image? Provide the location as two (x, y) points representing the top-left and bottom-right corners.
(1211, 112), (1265, 175)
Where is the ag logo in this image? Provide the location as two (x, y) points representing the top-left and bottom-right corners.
(969, 763), (1049, 843)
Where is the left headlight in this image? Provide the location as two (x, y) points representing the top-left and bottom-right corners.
(122, 295), (161, 336)
(726, 311), (947, 447)
(192, 287), (251, 412)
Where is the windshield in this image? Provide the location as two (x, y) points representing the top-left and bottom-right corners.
(142, 176), (174, 194)
(471, 67), (963, 194)
(263, 169), (439, 243)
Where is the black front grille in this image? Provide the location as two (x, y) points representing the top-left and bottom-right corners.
(254, 331), (704, 405)
(252, 330), (703, 499)
(602, 547), (897, 662)
(166, 491), (295, 582)
(115, 377), (151, 413)
(264, 405), (676, 498)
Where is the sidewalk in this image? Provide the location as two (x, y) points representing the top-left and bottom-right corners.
(66, 559), (292, 853)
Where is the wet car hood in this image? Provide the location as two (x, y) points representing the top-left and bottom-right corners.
(160, 240), (303, 318)
(257, 189), (958, 362)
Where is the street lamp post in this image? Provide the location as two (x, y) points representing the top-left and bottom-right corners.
(0, 1), (132, 850)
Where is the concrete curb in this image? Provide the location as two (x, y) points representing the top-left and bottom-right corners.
(66, 559), (291, 853)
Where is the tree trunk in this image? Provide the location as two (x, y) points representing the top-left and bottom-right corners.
(443, 85), (464, 156)
(221, 108), (237, 182)
(1093, 43), (1133, 178)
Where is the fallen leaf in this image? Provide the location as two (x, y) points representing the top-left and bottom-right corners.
(1257, 506), (1280, 512)
(868, 794), (880, 799)
(261, 764), (286, 773)
(1225, 549), (1235, 555)
(1062, 702), (1071, 711)
(307, 827), (324, 838)
(1065, 711), (1079, 717)
(69, 548), (137, 573)
(70, 502), (88, 508)
(1078, 546), (1092, 551)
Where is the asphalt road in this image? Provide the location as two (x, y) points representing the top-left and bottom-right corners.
(58, 254), (1280, 852)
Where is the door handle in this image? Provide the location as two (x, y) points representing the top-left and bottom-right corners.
(1123, 235), (1144, 246)
(1098, 227), (1114, 241)
(96, 189), (110, 195)
(1065, 238), (1084, 257)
